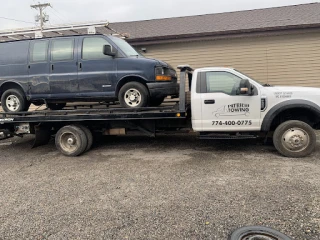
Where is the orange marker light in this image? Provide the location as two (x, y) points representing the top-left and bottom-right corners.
(156, 75), (172, 81)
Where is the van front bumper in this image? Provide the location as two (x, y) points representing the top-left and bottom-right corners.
(147, 82), (179, 99)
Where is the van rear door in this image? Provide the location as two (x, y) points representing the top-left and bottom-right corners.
(28, 40), (50, 98)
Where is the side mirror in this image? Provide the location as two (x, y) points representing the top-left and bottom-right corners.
(239, 79), (253, 95)
(103, 45), (116, 57)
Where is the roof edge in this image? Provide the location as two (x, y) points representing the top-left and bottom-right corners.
(127, 23), (320, 44)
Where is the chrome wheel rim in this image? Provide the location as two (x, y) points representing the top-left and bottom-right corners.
(282, 127), (310, 152)
(6, 95), (20, 112)
(124, 88), (142, 107)
(60, 132), (79, 153)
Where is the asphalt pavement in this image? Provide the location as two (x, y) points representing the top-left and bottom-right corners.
(0, 133), (319, 240)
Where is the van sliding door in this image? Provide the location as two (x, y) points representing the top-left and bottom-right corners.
(49, 38), (78, 98)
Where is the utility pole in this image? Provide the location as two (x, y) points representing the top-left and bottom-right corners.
(31, 2), (51, 32)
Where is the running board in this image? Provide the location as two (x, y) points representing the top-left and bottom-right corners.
(199, 133), (257, 140)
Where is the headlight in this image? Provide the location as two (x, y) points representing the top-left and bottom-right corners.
(155, 67), (172, 81)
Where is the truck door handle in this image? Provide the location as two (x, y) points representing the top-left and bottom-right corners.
(204, 100), (215, 104)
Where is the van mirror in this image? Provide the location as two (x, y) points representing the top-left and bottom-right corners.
(239, 79), (253, 95)
(103, 45), (116, 57)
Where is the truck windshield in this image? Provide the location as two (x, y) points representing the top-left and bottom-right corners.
(109, 36), (142, 57)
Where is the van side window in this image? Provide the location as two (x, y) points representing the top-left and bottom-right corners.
(82, 37), (111, 60)
(206, 72), (243, 95)
(51, 39), (74, 62)
(30, 40), (49, 62)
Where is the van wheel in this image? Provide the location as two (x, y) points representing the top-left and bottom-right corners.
(149, 97), (165, 107)
(273, 120), (316, 158)
(1, 89), (28, 112)
(55, 125), (88, 157)
(119, 82), (149, 108)
(47, 103), (66, 111)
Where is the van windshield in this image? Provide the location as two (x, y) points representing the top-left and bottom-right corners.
(109, 36), (142, 57)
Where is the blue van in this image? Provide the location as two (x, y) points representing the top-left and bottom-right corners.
(0, 34), (179, 112)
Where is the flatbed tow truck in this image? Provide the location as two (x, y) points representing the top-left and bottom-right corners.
(0, 65), (320, 158)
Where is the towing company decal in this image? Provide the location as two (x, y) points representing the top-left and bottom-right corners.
(213, 103), (250, 118)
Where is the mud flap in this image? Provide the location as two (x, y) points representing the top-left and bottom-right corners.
(32, 125), (51, 148)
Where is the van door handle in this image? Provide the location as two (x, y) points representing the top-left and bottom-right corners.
(78, 62), (82, 71)
(51, 64), (54, 72)
(204, 100), (215, 104)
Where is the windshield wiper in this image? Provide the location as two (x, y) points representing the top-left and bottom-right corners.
(263, 83), (272, 87)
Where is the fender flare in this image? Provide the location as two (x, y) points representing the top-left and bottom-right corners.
(0, 81), (27, 95)
(261, 99), (320, 131)
(115, 74), (149, 94)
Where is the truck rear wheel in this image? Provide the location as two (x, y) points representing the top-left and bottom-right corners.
(55, 125), (88, 157)
(119, 82), (149, 108)
(73, 124), (93, 152)
(273, 120), (316, 158)
(1, 89), (29, 112)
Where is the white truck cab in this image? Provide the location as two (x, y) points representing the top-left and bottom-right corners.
(191, 67), (320, 157)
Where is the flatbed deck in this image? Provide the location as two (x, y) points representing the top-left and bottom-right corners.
(0, 104), (187, 123)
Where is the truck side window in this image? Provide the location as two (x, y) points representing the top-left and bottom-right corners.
(82, 37), (111, 60)
(30, 40), (49, 62)
(206, 72), (243, 95)
(51, 39), (74, 62)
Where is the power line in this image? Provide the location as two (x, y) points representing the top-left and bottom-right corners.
(50, 6), (69, 22)
(47, 8), (65, 23)
(0, 16), (35, 24)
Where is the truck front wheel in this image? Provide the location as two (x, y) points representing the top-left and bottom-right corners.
(119, 82), (149, 108)
(273, 120), (316, 158)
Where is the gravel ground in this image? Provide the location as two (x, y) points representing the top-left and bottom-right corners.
(0, 133), (319, 240)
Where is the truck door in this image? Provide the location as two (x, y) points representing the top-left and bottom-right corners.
(49, 37), (77, 96)
(200, 71), (261, 131)
(76, 36), (116, 98)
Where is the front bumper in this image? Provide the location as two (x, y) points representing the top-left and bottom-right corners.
(147, 82), (179, 99)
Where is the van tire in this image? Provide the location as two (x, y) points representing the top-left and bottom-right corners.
(48, 103), (66, 111)
(273, 120), (316, 158)
(149, 97), (165, 107)
(1, 89), (28, 112)
(119, 82), (149, 108)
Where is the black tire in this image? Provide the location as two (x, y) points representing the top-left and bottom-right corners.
(149, 97), (165, 107)
(73, 124), (93, 152)
(55, 125), (88, 157)
(229, 226), (291, 240)
(47, 103), (66, 111)
(1, 89), (28, 112)
(273, 120), (316, 158)
(119, 82), (149, 108)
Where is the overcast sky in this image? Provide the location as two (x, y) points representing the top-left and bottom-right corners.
(0, 0), (318, 30)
